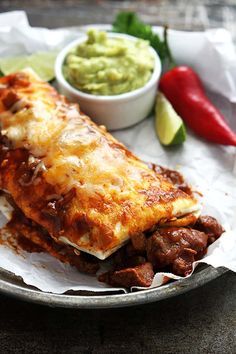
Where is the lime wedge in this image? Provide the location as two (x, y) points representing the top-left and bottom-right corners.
(155, 92), (186, 146)
(0, 51), (58, 82)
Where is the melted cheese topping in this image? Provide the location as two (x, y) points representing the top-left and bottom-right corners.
(0, 70), (199, 259)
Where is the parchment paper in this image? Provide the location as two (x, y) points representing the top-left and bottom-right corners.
(0, 11), (235, 294)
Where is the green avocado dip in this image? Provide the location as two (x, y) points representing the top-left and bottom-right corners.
(63, 29), (155, 96)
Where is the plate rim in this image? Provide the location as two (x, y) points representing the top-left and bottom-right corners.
(0, 266), (227, 308)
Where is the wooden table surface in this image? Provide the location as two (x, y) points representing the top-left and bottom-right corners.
(0, 1), (235, 353)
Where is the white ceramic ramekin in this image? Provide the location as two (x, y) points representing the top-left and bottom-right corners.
(55, 32), (161, 130)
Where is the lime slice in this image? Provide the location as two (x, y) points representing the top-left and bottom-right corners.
(0, 51), (58, 82)
(29, 52), (58, 81)
(0, 56), (28, 75)
(155, 92), (186, 146)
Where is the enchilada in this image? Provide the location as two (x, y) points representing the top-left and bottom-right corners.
(0, 69), (200, 261)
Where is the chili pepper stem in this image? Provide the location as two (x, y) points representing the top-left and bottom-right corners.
(163, 26), (176, 70)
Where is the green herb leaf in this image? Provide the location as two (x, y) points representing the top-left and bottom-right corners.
(112, 12), (175, 67)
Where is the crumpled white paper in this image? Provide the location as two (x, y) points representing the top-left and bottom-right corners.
(0, 11), (235, 294)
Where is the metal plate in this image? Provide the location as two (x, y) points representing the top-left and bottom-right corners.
(0, 22), (228, 308)
(0, 266), (227, 308)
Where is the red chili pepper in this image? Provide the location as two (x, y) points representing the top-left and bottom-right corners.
(159, 66), (236, 146)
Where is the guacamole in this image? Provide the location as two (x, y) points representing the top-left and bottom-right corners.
(63, 29), (154, 96)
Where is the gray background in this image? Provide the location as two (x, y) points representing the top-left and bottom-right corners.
(0, 1), (235, 353)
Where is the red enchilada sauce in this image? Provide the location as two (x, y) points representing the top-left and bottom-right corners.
(0, 165), (224, 288)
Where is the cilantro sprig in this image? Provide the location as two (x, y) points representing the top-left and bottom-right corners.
(112, 12), (175, 68)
